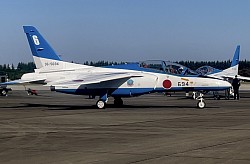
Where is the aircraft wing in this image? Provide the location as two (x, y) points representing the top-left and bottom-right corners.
(46, 72), (142, 86)
(1, 79), (29, 85)
(0, 78), (45, 86)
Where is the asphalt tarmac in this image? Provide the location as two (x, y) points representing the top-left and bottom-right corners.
(1, 90), (250, 164)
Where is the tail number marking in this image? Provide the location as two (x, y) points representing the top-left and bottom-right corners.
(45, 62), (59, 66)
(32, 35), (40, 45)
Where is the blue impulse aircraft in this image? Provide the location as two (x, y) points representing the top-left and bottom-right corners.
(3, 26), (232, 109)
(196, 45), (250, 81)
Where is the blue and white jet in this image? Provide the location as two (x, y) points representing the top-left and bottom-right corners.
(3, 26), (232, 109)
(196, 45), (250, 81)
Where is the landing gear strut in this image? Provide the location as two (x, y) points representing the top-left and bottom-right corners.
(96, 93), (108, 109)
(196, 93), (206, 109)
(114, 97), (123, 107)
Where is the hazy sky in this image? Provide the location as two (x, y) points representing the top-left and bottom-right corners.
(1, 0), (250, 65)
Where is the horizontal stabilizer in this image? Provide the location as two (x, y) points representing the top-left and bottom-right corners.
(220, 75), (250, 81)
(1, 79), (46, 85)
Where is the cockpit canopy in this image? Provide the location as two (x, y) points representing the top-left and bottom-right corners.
(196, 66), (221, 75)
(139, 60), (198, 76)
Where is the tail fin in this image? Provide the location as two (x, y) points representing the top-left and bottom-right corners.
(212, 45), (240, 78)
(23, 26), (91, 71)
(231, 45), (240, 67)
(23, 26), (62, 69)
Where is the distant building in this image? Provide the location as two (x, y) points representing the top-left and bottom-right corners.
(0, 72), (8, 83)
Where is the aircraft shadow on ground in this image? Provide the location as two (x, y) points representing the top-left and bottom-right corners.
(1, 103), (94, 110)
(1, 103), (219, 110)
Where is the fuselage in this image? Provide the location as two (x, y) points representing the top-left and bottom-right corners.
(21, 64), (232, 98)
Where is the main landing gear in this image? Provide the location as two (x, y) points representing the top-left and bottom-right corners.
(1, 87), (12, 96)
(1, 89), (7, 96)
(95, 93), (124, 109)
(96, 99), (106, 109)
(114, 97), (123, 107)
(96, 93), (108, 109)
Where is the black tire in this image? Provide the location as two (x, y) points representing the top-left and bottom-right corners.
(114, 98), (123, 107)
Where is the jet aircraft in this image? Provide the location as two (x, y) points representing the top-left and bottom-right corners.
(2, 26), (232, 109)
(196, 45), (250, 81)
(194, 45), (250, 99)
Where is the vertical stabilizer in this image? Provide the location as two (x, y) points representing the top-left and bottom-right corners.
(23, 26), (62, 69)
(211, 45), (240, 78)
(23, 26), (91, 71)
(231, 45), (240, 67)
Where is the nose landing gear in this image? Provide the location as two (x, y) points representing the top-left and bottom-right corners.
(196, 93), (206, 109)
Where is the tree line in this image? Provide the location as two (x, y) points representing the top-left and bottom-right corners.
(1, 60), (250, 80)
(177, 60), (250, 76)
(0, 62), (36, 80)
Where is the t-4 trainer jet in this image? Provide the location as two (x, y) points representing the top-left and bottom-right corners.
(196, 45), (250, 81)
(2, 26), (232, 109)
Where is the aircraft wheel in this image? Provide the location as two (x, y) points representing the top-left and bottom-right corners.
(1, 89), (7, 96)
(114, 98), (123, 107)
(96, 100), (106, 109)
(197, 101), (206, 109)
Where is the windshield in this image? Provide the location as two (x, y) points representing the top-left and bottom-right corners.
(164, 61), (198, 75)
(139, 60), (165, 72)
(139, 60), (198, 75)
(196, 66), (215, 75)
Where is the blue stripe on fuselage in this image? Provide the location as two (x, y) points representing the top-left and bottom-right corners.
(55, 87), (155, 97)
(54, 86), (230, 97)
